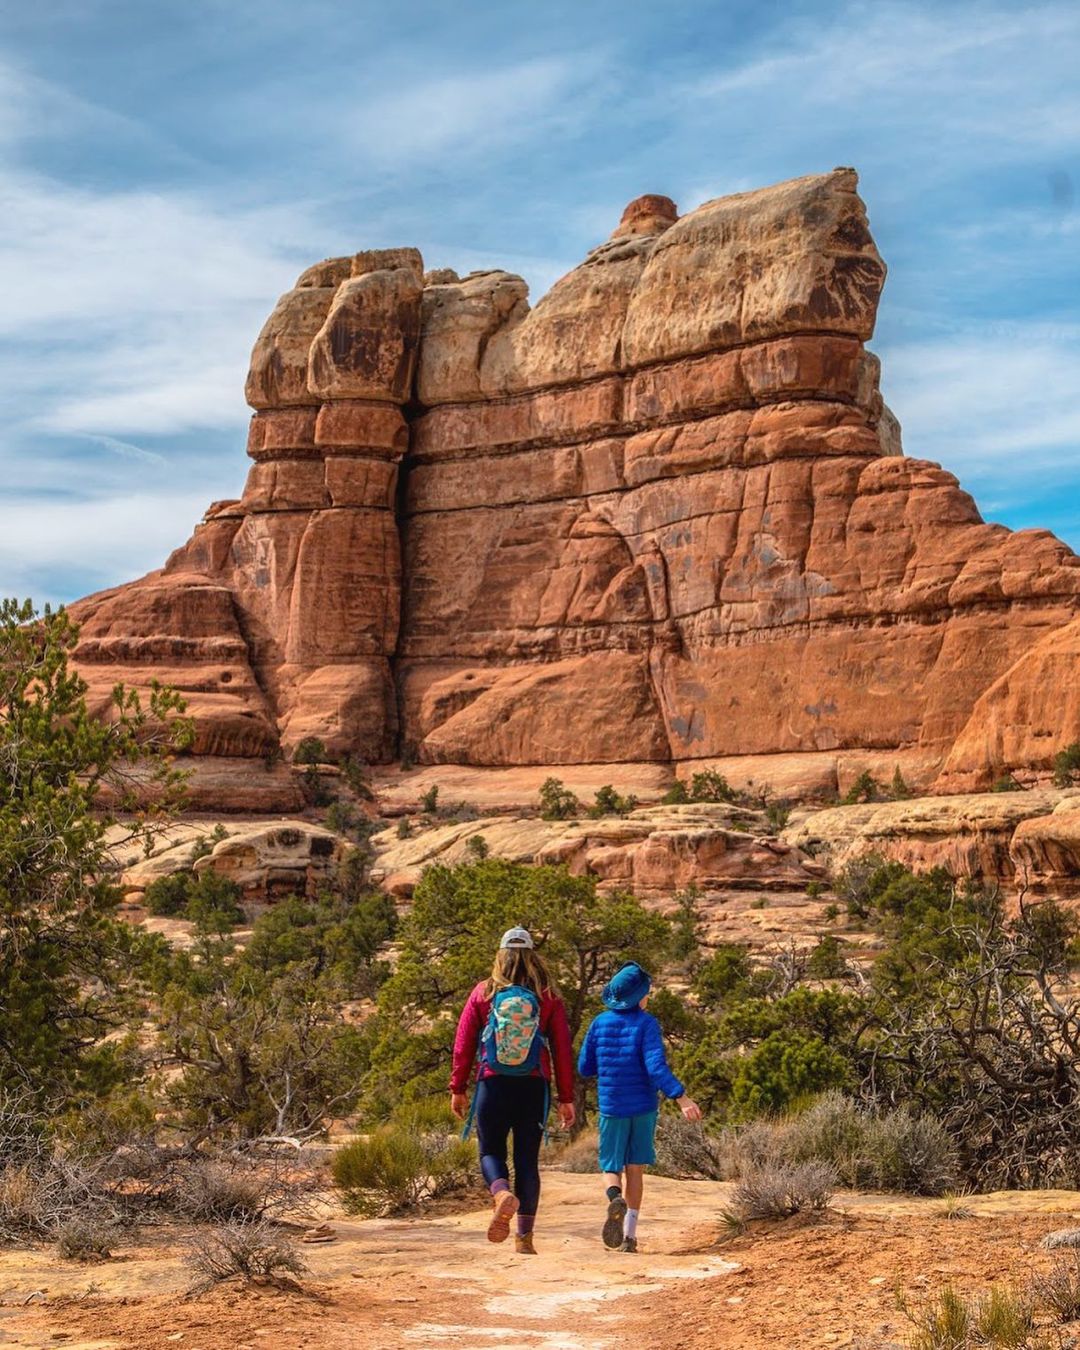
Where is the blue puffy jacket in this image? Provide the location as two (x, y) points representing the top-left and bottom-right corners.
(577, 1008), (685, 1118)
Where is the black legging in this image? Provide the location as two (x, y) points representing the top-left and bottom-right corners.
(474, 1075), (547, 1218)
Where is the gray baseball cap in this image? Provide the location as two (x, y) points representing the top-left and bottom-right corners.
(500, 926), (534, 950)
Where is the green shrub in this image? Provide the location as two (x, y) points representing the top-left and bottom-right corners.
(420, 784), (439, 814)
(991, 774), (1024, 792)
(806, 935), (850, 980)
(670, 887), (703, 964)
(589, 785), (639, 817)
(765, 802), (791, 831)
(332, 1116), (474, 1216)
(189, 835), (214, 864)
(823, 904), (840, 922)
(465, 834), (489, 860)
(692, 944), (758, 1008)
(842, 771), (881, 805)
(292, 737), (327, 766)
(183, 872), (245, 932)
(662, 780), (689, 805)
(143, 870), (244, 929)
(891, 766), (913, 800)
(689, 769), (738, 803)
(144, 871), (193, 917)
(833, 853), (907, 920)
(805, 880), (825, 899)
(300, 764), (334, 807)
(325, 801), (358, 836)
(1052, 742), (1080, 788)
(538, 777), (579, 820)
(730, 1030), (851, 1117)
(338, 754), (372, 798)
(241, 890), (395, 996)
(900, 1283), (1037, 1350)
(396, 817), (413, 839)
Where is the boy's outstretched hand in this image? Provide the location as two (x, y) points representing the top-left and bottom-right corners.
(450, 1092), (468, 1120)
(557, 1101), (576, 1130)
(678, 1095), (703, 1122)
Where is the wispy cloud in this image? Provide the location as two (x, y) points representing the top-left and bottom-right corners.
(344, 54), (607, 165)
(690, 2), (1080, 158)
(0, 487), (217, 608)
(78, 434), (164, 465)
(879, 325), (1080, 511)
(0, 0), (1078, 606)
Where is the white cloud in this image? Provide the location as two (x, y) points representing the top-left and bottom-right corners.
(879, 327), (1080, 497)
(0, 168), (329, 438)
(0, 487), (215, 606)
(336, 54), (606, 165)
(79, 434), (165, 465)
(689, 1), (1080, 164)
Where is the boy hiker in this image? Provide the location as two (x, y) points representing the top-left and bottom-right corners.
(577, 962), (701, 1252)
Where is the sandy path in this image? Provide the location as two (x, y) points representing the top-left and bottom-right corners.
(6, 1177), (1080, 1348)
(1, 1175), (738, 1350)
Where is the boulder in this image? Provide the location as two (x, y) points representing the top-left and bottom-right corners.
(117, 819), (343, 904)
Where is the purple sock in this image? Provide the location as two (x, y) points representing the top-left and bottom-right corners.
(516, 1213), (535, 1235)
(490, 1178), (510, 1196)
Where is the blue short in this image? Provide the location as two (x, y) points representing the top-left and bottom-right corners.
(597, 1110), (658, 1172)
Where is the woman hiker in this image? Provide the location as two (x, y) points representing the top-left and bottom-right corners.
(450, 927), (575, 1254)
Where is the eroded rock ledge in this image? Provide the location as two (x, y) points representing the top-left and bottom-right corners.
(69, 169), (1080, 809)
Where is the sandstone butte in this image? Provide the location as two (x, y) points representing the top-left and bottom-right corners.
(68, 169), (1080, 812)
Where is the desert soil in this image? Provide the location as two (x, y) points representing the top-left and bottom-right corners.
(4, 1175), (1080, 1349)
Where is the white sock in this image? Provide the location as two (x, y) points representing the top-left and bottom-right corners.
(623, 1208), (639, 1239)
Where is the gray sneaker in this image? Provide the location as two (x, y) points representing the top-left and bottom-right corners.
(602, 1195), (627, 1249)
(618, 1236), (638, 1253)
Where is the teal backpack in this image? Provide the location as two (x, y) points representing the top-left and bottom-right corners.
(461, 984), (548, 1139)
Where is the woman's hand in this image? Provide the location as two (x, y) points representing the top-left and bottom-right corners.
(557, 1101), (576, 1130)
(450, 1092), (468, 1120)
(678, 1095), (703, 1122)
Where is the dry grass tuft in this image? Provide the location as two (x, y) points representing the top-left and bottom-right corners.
(728, 1159), (836, 1221)
(183, 1220), (308, 1292)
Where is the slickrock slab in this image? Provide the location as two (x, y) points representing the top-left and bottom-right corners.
(370, 803), (815, 900)
(787, 789), (1080, 892)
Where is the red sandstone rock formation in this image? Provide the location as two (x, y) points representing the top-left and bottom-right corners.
(69, 169), (1080, 807)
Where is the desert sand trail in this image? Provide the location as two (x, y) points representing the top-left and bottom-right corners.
(0, 1174), (739, 1350)
(7, 1175), (1080, 1348)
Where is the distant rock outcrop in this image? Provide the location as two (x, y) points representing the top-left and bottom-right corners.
(69, 169), (1080, 808)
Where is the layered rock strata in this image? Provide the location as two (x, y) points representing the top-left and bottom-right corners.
(368, 803), (820, 902)
(787, 790), (1080, 895)
(69, 169), (1080, 806)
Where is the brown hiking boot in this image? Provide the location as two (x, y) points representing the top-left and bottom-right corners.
(618, 1236), (638, 1253)
(514, 1233), (537, 1255)
(602, 1194), (627, 1249)
(487, 1190), (519, 1243)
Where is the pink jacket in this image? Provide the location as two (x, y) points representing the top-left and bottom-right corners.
(450, 981), (575, 1103)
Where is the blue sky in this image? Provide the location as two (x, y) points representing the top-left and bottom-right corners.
(0, 0), (1077, 605)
